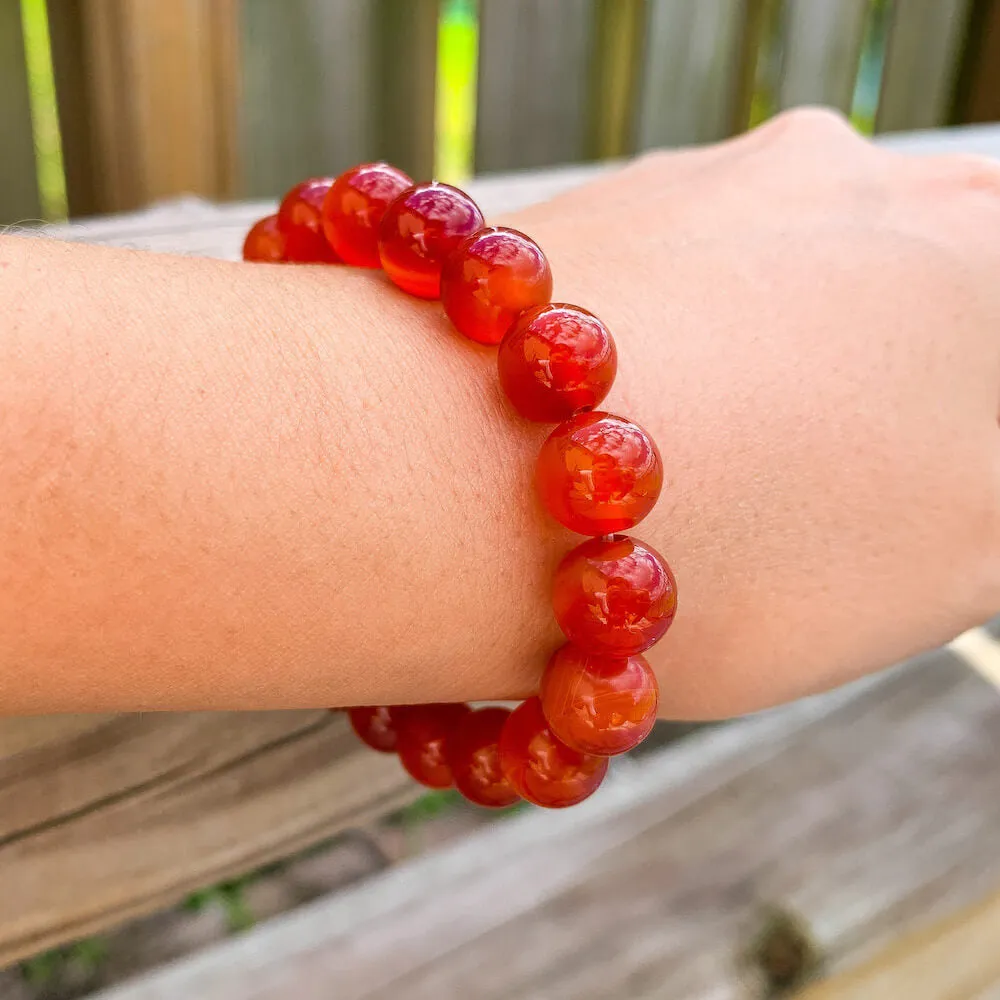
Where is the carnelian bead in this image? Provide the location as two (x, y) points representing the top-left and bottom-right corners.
(348, 705), (398, 753)
(321, 163), (413, 268)
(498, 697), (608, 809)
(552, 535), (677, 655)
(440, 227), (552, 345)
(536, 411), (663, 535)
(497, 304), (617, 422)
(393, 703), (471, 789)
(540, 645), (659, 756)
(378, 182), (484, 298)
(242, 214), (287, 262)
(449, 707), (520, 808)
(277, 177), (340, 263)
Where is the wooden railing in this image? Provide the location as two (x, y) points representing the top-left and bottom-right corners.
(2, 0), (999, 224)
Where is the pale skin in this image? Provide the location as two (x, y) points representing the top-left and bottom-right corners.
(1, 108), (998, 717)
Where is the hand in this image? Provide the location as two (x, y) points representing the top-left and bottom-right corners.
(508, 108), (1000, 718)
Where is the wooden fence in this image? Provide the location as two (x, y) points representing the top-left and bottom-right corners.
(2, 0), (999, 225)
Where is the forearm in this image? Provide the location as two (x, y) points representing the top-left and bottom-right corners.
(0, 235), (560, 712)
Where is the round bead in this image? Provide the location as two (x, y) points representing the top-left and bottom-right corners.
(378, 183), (485, 299)
(498, 697), (608, 808)
(393, 703), (470, 789)
(277, 178), (340, 263)
(449, 707), (520, 808)
(348, 705), (398, 753)
(440, 227), (552, 345)
(540, 645), (659, 756)
(242, 214), (287, 263)
(536, 411), (663, 535)
(498, 304), (617, 422)
(321, 163), (413, 267)
(552, 535), (677, 655)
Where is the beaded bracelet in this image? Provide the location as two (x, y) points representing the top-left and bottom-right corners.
(243, 165), (677, 810)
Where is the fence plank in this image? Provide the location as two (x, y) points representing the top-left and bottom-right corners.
(878, 0), (974, 131)
(241, 0), (438, 197)
(475, 0), (596, 172)
(777, 0), (869, 112)
(0, 0), (41, 224)
(636, 0), (749, 149)
(47, 0), (239, 215)
(952, 0), (1000, 125)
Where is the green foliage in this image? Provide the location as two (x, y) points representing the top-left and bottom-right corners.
(19, 937), (109, 988)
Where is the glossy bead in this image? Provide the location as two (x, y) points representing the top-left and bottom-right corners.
(277, 178), (340, 263)
(449, 707), (520, 808)
(378, 182), (484, 298)
(393, 703), (471, 789)
(348, 705), (398, 753)
(440, 227), (552, 345)
(536, 411), (663, 535)
(552, 535), (677, 655)
(540, 645), (659, 756)
(498, 697), (608, 808)
(322, 163), (413, 268)
(242, 214), (287, 263)
(497, 304), (617, 422)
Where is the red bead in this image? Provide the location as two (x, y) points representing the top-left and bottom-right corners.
(322, 163), (413, 268)
(498, 304), (617, 422)
(440, 227), (552, 345)
(378, 183), (484, 298)
(536, 411), (663, 535)
(242, 214), (287, 263)
(278, 178), (340, 263)
(498, 697), (608, 808)
(449, 707), (520, 808)
(540, 644), (658, 756)
(552, 535), (677, 655)
(348, 705), (398, 753)
(393, 703), (470, 789)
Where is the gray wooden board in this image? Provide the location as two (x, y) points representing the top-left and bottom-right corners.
(89, 653), (1000, 1000)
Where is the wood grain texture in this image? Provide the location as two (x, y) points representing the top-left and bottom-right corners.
(799, 888), (1000, 999)
(88, 655), (1000, 1000)
(0, 0), (41, 224)
(48, 0), (240, 213)
(777, 0), (869, 112)
(475, 0), (597, 171)
(878, 0), (974, 132)
(635, 0), (747, 150)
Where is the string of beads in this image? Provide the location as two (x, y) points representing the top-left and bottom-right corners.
(243, 165), (677, 809)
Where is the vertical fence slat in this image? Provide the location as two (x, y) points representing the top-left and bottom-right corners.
(952, 0), (1000, 125)
(0, 0), (41, 223)
(475, 0), (596, 172)
(635, 0), (750, 149)
(48, 0), (239, 215)
(777, 0), (869, 112)
(241, 0), (438, 197)
(588, 0), (645, 160)
(877, 0), (973, 132)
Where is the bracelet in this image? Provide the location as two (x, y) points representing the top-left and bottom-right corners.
(243, 165), (677, 810)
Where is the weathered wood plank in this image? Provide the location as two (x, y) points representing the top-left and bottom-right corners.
(475, 0), (597, 171)
(777, 0), (869, 112)
(87, 655), (1000, 1000)
(635, 0), (748, 149)
(878, 0), (974, 132)
(799, 888), (1000, 999)
(47, 0), (240, 214)
(0, 0), (41, 224)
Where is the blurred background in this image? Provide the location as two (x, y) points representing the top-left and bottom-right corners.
(2, 0), (999, 225)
